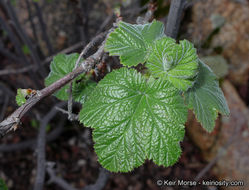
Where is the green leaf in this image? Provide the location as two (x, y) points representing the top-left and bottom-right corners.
(105, 20), (165, 66)
(146, 37), (199, 91)
(16, 89), (27, 106)
(0, 178), (8, 190)
(185, 60), (230, 132)
(201, 55), (228, 79)
(45, 53), (87, 101)
(80, 68), (187, 172)
(22, 44), (30, 55)
(73, 80), (97, 104)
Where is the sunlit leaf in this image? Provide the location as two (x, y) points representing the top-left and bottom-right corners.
(105, 20), (165, 66)
(147, 37), (199, 91)
(80, 68), (187, 172)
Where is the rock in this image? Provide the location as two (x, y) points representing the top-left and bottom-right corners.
(186, 111), (219, 161)
(186, 80), (249, 189)
(190, 0), (249, 85)
(212, 80), (249, 189)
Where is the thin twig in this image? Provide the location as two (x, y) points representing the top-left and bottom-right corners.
(0, 30), (110, 137)
(82, 168), (110, 190)
(165, 0), (187, 39)
(67, 82), (74, 121)
(0, 6), (42, 88)
(56, 107), (79, 121)
(66, 31), (108, 120)
(25, 0), (39, 43)
(0, 82), (15, 97)
(0, 119), (65, 152)
(0, 65), (34, 76)
(0, 42), (84, 76)
(0, 32), (106, 77)
(34, 102), (65, 190)
(46, 162), (78, 190)
(33, 1), (53, 55)
(96, 13), (114, 34)
(46, 162), (110, 190)
(0, 16), (30, 65)
(0, 65), (81, 136)
(1, 0), (47, 77)
(136, 1), (156, 24)
(0, 42), (20, 62)
(122, 0), (148, 18)
(81, 31), (108, 60)
(79, 0), (89, 45)
(66, 41), (87, 121)
(0, 95), (9, 121)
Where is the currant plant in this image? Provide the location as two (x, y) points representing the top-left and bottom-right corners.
(16, 20), (230, 172)
(45, 53), (97, 103)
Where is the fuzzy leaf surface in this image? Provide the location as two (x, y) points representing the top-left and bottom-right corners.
(80, 68), (187, 172)
(105, 20), (165, 66)
(147, 37), (199, 91)
(185, 60), (230, 132)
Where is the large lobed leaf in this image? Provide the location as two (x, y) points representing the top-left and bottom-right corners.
(80, 68), (187, 172)
(146, 37), (199, 91)
(105, 20), (165, 67)
(185, 60), (230, 132)
(45, 53), (96, 103)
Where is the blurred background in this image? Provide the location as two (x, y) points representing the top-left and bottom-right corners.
(0, 0), (248, 189)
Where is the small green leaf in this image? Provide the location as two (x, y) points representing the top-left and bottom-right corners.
(22, 45), (30, 55)
(105, 20), (165, 66)
(45, 53), (83, 100)
(73, 80), (97, 104)
(185, 60), (230, 132)
(16, 89), (27, 106)
(146, 37), (199, 91)
(80, 68), (187, 172)
(0, 178), (8, 190)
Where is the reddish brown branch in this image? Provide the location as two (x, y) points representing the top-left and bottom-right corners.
(0, 40), (106, 137)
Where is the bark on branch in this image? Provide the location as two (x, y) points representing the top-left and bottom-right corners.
(0, 37), (108, 137)
(165, 0), (186, 39)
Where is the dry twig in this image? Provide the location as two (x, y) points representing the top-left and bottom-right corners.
(0, 120), (65, 152)
(46, 162), (110, 190)
(34, 102), (66, 190)
(0, 29), (111, 137)
(165, 0), (187, 38)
